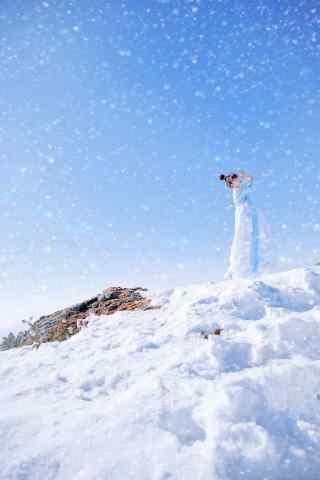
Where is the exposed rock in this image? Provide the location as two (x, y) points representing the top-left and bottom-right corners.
(22, 287), (159, 346)
(200, 328), (223, 339)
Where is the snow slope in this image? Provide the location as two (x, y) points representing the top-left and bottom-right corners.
(1, 267), (320, 480)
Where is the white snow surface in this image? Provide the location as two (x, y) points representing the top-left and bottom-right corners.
(1, 267), (320, 480)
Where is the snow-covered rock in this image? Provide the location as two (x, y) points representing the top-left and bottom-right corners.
(1, 267), (320, 479)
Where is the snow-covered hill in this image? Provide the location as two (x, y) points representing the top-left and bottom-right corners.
(1, 267), (320, 480)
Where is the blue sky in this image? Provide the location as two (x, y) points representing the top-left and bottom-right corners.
(1, 0), (320, 332)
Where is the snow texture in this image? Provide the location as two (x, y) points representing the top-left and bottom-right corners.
(1, 267), (320, 479)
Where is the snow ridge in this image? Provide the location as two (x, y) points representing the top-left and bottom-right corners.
(1, 267), (320, 479)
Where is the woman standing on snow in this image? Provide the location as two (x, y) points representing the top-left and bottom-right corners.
(220, 170), (259, 279)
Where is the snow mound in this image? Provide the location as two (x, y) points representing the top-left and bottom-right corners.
(1, 267), (320, 479)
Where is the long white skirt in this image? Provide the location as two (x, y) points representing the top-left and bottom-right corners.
(226, 202), (260, 279)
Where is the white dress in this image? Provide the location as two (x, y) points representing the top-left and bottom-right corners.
(226, 178), (259, 279)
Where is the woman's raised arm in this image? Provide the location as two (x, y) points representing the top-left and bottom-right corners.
(239, 170), (254, 182)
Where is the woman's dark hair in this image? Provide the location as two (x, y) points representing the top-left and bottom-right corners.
(220, 173), (238, 188)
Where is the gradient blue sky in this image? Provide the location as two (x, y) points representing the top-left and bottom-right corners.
(1, 0), (320, 332)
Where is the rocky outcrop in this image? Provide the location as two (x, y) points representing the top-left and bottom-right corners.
(22, 287), (159, 346)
